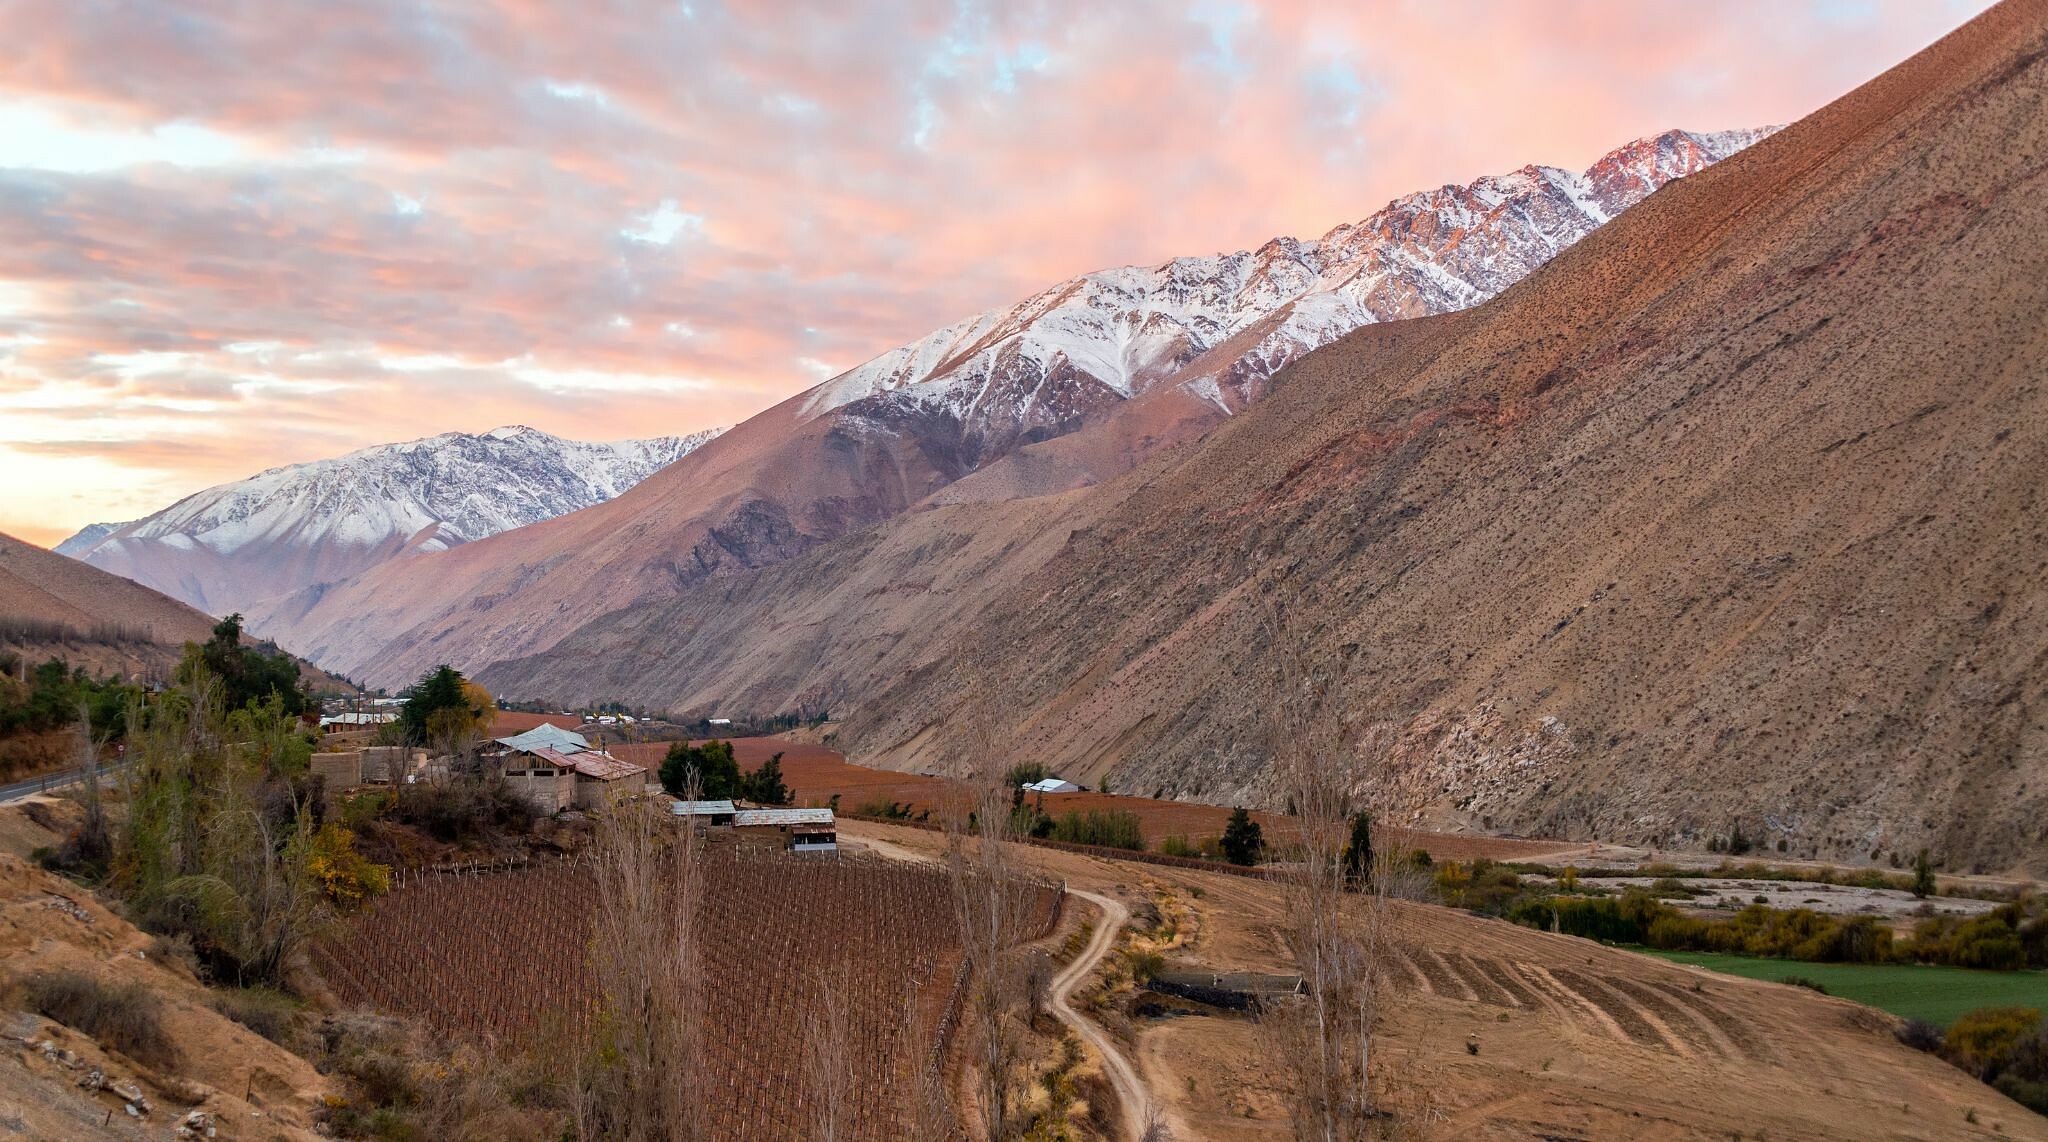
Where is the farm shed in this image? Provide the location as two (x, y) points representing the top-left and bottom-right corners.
(567, 752), (647, 810)
(733, 807), (837, 852)
(318, 712), (396, 733)
(1021, 777), (1082, 794)
(672, 799), (737, 826)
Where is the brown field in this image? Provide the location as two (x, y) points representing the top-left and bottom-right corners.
(314, 846), (1059, 1140)
(614, 736), (1586, 865)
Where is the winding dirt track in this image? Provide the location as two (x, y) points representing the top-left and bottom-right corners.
(851, 833), (1154, 1139)
(1053, 888), (1150, 1140)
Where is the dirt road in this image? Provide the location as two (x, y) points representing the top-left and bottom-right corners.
(848, 829), (1155, 1139)
(1054, 888), (1151, 1140)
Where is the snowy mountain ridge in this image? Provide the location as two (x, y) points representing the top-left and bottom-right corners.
(59, 424), (724, 614)
(807, 128), (1775, 443)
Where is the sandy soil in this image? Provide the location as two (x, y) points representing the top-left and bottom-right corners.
(842, 819), (2048, 1140)
(0, 855), (334, 1139)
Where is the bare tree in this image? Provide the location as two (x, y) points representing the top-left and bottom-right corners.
(580, 783), (704, 1141)
(803, 960), (858, 1142)
(1259, 593), (1408, 1140)
(941, 646), (1037, 1141)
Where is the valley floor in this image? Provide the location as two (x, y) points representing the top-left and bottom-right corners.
(841, 818), (2048, 1140)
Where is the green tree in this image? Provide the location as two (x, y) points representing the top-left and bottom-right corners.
(1912, 847), (1936, 899)
(1221, 807), (1264, 866)
(180, 615), (309, 718)
(740, 751), (790, 805)
(660, 740), (740, 800)
(1343, 810), (1373, 885)
(397, 666), (488, 746)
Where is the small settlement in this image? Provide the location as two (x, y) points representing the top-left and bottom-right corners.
(308, 702), (836, 853)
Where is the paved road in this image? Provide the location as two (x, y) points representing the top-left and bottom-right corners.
(0, 762), (127, 805)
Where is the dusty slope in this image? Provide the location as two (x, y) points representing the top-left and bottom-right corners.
(487, 0), (2048, 872)
(848, 820), (2048, 1139)
(0, 853), (332, 1139)
(0, 530), (216, 681)
(248, 132), (1754, 692)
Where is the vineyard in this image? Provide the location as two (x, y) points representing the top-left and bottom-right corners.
(313, 848), (1060, 1139)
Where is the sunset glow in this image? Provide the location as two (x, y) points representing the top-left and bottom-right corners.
(0, 0), (1990, 547)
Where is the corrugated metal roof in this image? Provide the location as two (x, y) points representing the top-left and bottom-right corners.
(564, 751), (645, 781)
(732, 808), (834, 828)
(671, 799), (737, 815)
(496, 724), (590, 754)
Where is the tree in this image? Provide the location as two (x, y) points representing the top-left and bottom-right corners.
(740, 751), (790, 805)
(1221, 807), (1264, 866)
(1343, 811), (1373, 886)
(1913, 848), (1937, 899)
(182, 614), (309, 717)
(397, 666), (489, 747)
(661, 740), (740, 800)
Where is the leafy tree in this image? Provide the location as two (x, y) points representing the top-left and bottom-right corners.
(397, 666), (489, 747)
(740, 751), (790, 805)
(1342, 811), (1373, 885)
(182, 614), (309, 718)
(660, 740), (740, 800)
(1221, 807), (1264, 866)
(1912, 847), (1936, 899)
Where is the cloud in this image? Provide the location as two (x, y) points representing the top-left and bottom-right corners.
(0, 0), (1996, 543)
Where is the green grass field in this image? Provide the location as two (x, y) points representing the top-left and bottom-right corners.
(1635, 948), (2048, 1027)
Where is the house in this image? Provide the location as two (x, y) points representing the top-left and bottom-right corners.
(1021, 777), (1082, 794)
(494, 724), (591, 755)
(492, 726), (645, 812)
(732, 807), (836, 853)
(671, 799), (737, 826)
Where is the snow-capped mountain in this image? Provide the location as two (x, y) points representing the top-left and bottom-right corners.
(809, 128), (1774, 450)
(53, 521), (129, 558)
(61, 425), (724, 616)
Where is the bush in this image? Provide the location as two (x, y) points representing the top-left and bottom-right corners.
(386, 778), (537, 843)
(1779, 975), (1829, 994)
(212, 986), (303, 1048)
(19, 970), (178, 1070)
(1943, 1007), (2043, 1080)
(1048, 810), (1144, 851)
(1896, 1019), (1945, 1053)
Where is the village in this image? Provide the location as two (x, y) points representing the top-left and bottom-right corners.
(312, 702), (845, 854)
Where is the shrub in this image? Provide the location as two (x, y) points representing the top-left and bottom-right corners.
(1048, 810), (1144, 851)
(1779, 975), (1829, 994)
(386, 778), (537, 843)
(1125, 949), (1165, 984)
(212, 987), (303, 1048)
(19, 970), (178, 1070)
(1896, 1019), (1945, 1053)
(1160, 835), (1196, 858)
(1943, 1007), (2043, 1080)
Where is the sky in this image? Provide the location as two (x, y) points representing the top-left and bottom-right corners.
(0, 0), (1994, 548)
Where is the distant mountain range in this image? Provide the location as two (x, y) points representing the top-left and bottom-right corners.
(467, 4), (2048, 870)
(58, 425), (723, 618)
(220, 126), (1769, 692)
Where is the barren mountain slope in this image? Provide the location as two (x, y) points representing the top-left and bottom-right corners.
(0, 530), (217, 680)
(248, 132), (1758, 688)
(486, 0), (2048, 873)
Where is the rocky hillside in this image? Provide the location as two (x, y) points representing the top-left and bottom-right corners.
(482, 0), (2048, 873)
(248, 128), (1762, 688)
(60, 425), (722, 618)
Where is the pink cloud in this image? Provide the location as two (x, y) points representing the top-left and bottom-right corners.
(0, 0), (1994, 543)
